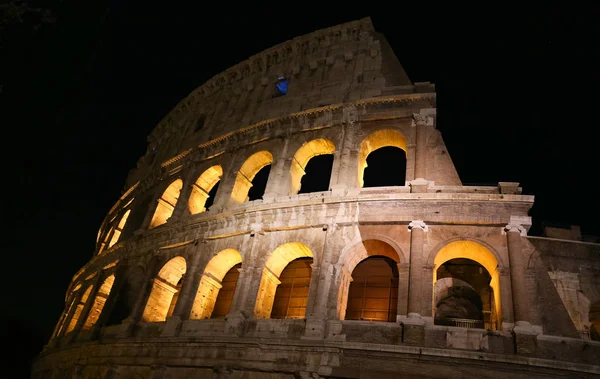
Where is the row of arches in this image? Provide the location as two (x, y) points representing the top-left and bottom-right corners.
(65, 239), (507, 335)
(147, 131), (408, 230)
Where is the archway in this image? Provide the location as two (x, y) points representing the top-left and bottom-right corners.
(290, 138), (335, 194)
(254, 242), (313, 318)
(343, 240), (400, 322)
(108, 210), (131, 248)
(358, 129), (407, 188)
(433, 241), (501, 330)
(149, 179), (183, 228)
(188, 165), (223, 214)
(65, 286), (92, 334)
(142, 256), (186, 322)
(590, 301), (600, 341)
(82, 275), (115, 330)
(231, 151), (273, 204)
(190, 249), (243, 319)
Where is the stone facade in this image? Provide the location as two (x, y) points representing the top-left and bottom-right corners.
(32, 18), (600, 379)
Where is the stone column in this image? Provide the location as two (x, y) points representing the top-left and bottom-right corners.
(89, 264), (129, 340)
(504, 218), (537, 354)
(118, 255), (160, 337)
(331, 108), (358, 195)
(396, 263), (410, 318)
(263, 138), (291, 201)
(168, 177), (194, 222)
(407, 221), (427, 317)
(69, 273), (103, 342)
(303, 226), (335, 339)
(410, 112), (433, 193)
(162, 252), (205, 336)
(401, 221), (428, 346)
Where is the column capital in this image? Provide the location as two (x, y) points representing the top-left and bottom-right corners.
(503, 223), (527, 236)
(408, 221), (428, 232)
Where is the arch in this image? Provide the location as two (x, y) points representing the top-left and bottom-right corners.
(346, 256), (399, 322)
(82, 274), (115, 330)
(142, 256), (187, 322)
(231, 150), (273, 204)
(107, 265), (145, 326)
(290, 138), (335, 194)
(432, 241), (502, 329)
(340, 239), (402, 275)
(188, 165), (223, 214)
(65, 286), (92, 334)
(358, 129), (407, 187)
(254, 242), (313, 318)
(190, 249), (243, 319)
(590, 301), (600, 341)
(108, 210), (131, 248)
(149, 179), (183, 228)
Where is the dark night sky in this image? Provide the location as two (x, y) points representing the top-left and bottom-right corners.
(2, 2), (599, 376)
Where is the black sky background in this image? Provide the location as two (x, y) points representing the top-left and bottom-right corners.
(2, 2), (599, 377)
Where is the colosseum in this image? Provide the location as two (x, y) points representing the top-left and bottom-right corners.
(33, 17), (600, 379)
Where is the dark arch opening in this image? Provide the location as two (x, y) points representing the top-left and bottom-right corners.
(298, 154), (334, 194)
(363, 146), (406, 187)
(434, 258), (492, 328)
(247, 164), (271, 201)
(123, 195), (152, 236)
(211, 263), (241, 319)
(346, 256), (399, 322)
(204, 180), (220, 210)
(271, 257), (313, 319)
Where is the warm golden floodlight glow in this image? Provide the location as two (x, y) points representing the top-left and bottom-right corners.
(188, 165), (223, 214)
(65, 286), (92, 334)
(254, 242), (313, 318)
(358, 129), (407, 187)
(290, 138), (335, 194)
(142, 256), (187, 322)
(230, 150), (273, 204)
(190, 249), (242, 319)
(149, 179), (183, 228)
(433, 240), (502, 329)
(108, 210), (131, 248)
(83, 275), (115, 330)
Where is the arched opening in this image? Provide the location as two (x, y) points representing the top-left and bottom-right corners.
(231, 150), (273, 204)
(358, 129), (407, 188)
(190, 249), (242, 319)
(254, 242), (313, 318)
(290, 138), (335, 194)
(188, 165), (222, 214)
(106, 266), (145, 326)
(271, 257), (313, 319)
(362, 147), (406, 187)
(149, 179), (183, 228)
(65, 286), (92, 334)
(344, 240), (400, 322)
(433, 241), (501, 330)
(108, 210), (131, 248)
(142, 256), (186, 322)
(55, 295), (77, 337)
(82, 275), (115, 330)
(590, 302), (600, 341)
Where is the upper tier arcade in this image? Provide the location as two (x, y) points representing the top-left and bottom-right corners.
(128, 17), (432, 187)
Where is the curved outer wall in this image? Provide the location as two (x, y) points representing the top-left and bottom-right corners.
(33, 18), (600, 379)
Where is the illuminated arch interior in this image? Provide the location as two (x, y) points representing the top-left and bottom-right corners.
(188, 165), (223, 214)
(231, 150), (273, 204)
(433, 241), (501, 329)
(358, 129), (407, 187)
(190, 249), (242, 319)
(341, 240), (400, 322)
(254, 242), (313, 318)
(82, 274), (115, 330)
(290, 138), (335, 194)
(65, 286), (92, 334)
(142, 256), (186, 322)
(590, 302), (600, 341)
(149, 179), (183, 228)
(108, 210), (131, 248)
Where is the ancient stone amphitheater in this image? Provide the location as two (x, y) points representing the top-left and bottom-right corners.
(33, 18), (600, 379)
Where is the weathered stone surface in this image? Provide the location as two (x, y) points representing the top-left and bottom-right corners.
(33, 17), (600, 379)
